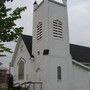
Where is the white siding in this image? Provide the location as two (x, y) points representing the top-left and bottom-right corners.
(13, 39), (34, 84)
(32, 1), (73, 90)
(72, 63), (89, 90)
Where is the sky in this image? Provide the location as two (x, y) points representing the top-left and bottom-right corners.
(0, 0), (90, 68)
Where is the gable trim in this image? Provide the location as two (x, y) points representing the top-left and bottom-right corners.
(11, 36), (22, 67)
(17, 57), (26, 65)
(72, 60), (90, 71)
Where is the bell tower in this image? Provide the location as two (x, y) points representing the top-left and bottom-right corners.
(32, 0), (73, 90)
(33, 0), (70, 57)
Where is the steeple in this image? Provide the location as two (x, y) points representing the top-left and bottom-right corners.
(32, 1), (73, 90)
(33, 0), (70, 57)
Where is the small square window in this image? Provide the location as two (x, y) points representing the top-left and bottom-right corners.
(43, 49), (49, 55)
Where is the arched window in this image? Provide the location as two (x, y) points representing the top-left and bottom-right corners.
(18, 60), (24, 80)
(37, 22), (42, 40)
(57, 66), (61, 80)
(53, 19), (63, 39)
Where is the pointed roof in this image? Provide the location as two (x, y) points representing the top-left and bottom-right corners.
(21, 34), (34, 57)
(11, 34), (34, 67)
(21, 35), (90, 64)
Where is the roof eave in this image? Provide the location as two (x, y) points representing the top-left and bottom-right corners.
(72, 59), (90, 71)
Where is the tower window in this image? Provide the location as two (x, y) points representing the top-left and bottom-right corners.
(43, 49), (49, 55)
(57, 66), (61, 80)
(18, 60), (24, 80)
(37, 22), (42, 40)
(53, 19), (63, 39)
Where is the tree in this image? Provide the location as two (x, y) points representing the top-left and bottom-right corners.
(0, 0), (26, 56)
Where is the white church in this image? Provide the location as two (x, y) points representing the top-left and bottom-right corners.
(11, 0), (90, 90)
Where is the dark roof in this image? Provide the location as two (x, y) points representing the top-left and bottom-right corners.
(21, 34), (34, 57)
(70, 44), (90, 63)
(21, 35), (90, 63)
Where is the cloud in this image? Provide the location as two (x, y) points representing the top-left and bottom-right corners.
(68, 0), (90, 46)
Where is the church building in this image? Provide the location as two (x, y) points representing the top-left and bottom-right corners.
(11, 0), (90, 90)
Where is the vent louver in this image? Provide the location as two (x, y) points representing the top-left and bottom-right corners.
(37, 22), (42, 40)
(53, 19), (63, 39)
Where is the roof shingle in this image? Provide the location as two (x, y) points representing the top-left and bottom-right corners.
(21, 35), (34, 57)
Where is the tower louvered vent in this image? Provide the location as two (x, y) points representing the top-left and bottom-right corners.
(53, 19), (63, 39)
(37, 22), (42, 40)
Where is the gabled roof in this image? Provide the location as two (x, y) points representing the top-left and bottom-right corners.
(70, 44), (90, 63)
(11, 34), (33, 67)
(15, 35), (90, 64)
(21, 35), (34, 57)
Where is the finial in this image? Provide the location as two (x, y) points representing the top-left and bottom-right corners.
(34, 1), (37, 5)
(33, 1), (38, 10)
